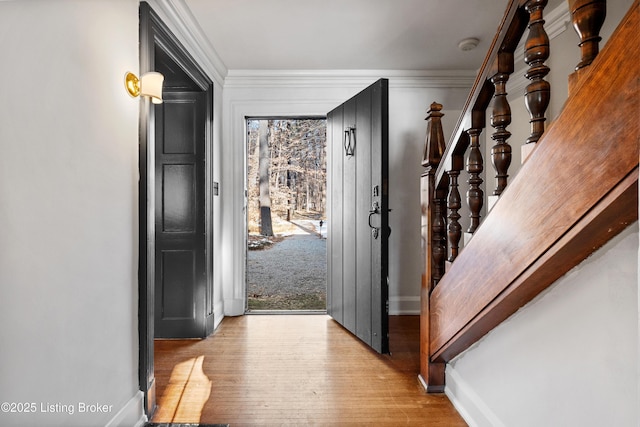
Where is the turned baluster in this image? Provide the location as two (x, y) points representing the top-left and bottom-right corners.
(568, 0), (606, 71)
(447, 159), (462, 262)
(524, 0), (551, 145)
(490, 70), (512, 196)
(432, 194), (447, 286)
(466, 127), (484, 233)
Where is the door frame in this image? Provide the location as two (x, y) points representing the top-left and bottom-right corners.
(138, 2), (214, 417)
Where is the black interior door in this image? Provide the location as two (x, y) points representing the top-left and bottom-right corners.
(327, 79), (389, 354)
(154, 91), (207, 338)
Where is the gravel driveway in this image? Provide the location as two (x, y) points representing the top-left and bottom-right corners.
(247, 220), (327, 310)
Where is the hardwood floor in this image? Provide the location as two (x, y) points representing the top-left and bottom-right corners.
(153, 315), (467, 426)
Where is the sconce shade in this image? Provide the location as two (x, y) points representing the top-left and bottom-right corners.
(125, 71), (164, 104)
(140, 72), (164, 104)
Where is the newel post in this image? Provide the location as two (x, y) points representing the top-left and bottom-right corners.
(419, 102), (446, 392)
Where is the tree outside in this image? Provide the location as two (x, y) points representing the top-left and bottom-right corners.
(246, 118), (327, 235)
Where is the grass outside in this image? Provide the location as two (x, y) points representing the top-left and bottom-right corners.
(247, 292), (326, 311)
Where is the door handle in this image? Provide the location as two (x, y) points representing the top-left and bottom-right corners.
(344, 126), (355, 156)
(368, 202), (380, 239)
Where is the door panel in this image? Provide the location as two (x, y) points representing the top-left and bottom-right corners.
(162, 164), (196, 232)
(355, 87), (372, 343)
(163, 100), (197, 154)
(161, 250), (195, 319)
(342, 97), (357, 333)
(327, 79), (389, 354)
(155, 91), (207, 338)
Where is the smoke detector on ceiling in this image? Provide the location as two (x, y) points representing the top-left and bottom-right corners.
(458, 38), (480, 51)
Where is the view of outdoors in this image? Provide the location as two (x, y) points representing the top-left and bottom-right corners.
(246, 118), (327, 310)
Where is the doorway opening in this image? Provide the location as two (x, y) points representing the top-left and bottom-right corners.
(245, 118), (327, 312)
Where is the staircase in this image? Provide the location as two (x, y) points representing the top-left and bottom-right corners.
(419, 0), (639, 391)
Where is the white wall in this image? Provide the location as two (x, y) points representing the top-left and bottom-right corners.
(446, 224), (639, 427)
(220, 71), (471, 315)
(0, 1), (144, 426)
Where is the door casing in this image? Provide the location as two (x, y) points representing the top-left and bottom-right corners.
(138, 2), (214, 417)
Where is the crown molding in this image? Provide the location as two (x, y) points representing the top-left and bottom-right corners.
(144, 0), (228, 86)
(224, 69), (477, 90)
(143, 0), (569, 93)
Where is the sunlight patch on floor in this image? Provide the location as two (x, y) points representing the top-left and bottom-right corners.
(155, 355), (212, 423)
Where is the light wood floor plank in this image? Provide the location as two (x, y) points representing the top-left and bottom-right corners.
(153, 315), (467, 426)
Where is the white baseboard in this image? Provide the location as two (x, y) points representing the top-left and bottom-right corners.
(105, 390), (146, 427)
(388, 296), (420, 315)
(445, 367), (505, 427)
(224, 298), (245, 316)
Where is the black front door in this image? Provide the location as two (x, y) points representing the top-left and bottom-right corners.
(154, 91), (207, 338)
(327, 79), (389, 354)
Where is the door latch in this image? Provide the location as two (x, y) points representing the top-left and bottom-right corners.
(368, 201), (380, 239)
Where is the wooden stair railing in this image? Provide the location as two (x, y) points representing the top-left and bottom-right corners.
(419, 0), (639, 391)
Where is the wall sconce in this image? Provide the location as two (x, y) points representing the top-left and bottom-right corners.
(124, 71), (164, 104)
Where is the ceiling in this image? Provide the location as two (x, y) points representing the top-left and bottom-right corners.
(183, 0), (521, 72)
